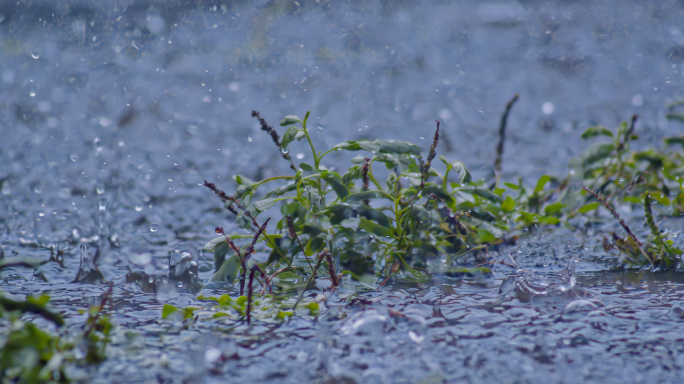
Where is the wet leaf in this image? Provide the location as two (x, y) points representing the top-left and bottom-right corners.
(279, 115), (301, 126)
(501, 196), (515, 213)
(299, 163), (314, 172)
(343, 190), (395, 203)
(281, 126), (306, 150)
(210, 254), (241, 284)
(578, 202), (599, 213)
(581, 126), (613, 139)
(357, 205), (392, 228)
(321, 170), (350, 199)
(543, 202), (564, 214)
(534, 175), (551, 193)
(161, 304), (178, 319)
(359, 218), (393, 237)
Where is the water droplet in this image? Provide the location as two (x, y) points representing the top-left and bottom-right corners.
(30, 52), (40, 59)
(296, 153), (305, 160)
(280, 147), (289, 155)
(0, 181), (12, 195)
(29, 92), (36, 97)
(205, 347), (221, 363)
(96, 184), (105, 195)
(98, 199), (107, 211)
(148, 277), (154, 283)
(93, 137), (102, 152)
(70, 154), (79, 162)
(150, 224), (159, 232)
(542, 102), (555, 115)
(33, 185), (42, 194)
(177, 281), (184, 288)
(135, 206), (143, 212)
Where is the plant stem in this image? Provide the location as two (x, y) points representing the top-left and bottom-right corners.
(583, 186), (654, 267)
(494, 94), (519, 187)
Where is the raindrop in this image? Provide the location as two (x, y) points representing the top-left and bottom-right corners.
(135, 206), (143, 212)
(150, 224), (159, 232)
(280, 147), (289, 155)
(30, 52), (40, 59)
(96, 184), (105, 195)
(148, 277), (154, 283)
(30, 92), (36, 97)
(177, 281), (184, 288)
(205, 347), (221, 363)
(98, 199), (107, 211)
(296, 153), (305, 159)
(542, 102), (554, 115)
(1, 182), (11, 195)
(93, 137), (102, 152)
(70, 154), (79, 162)
(33, 185), (42, 194)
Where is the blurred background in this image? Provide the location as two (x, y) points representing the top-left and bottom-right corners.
(1, 0), (683, 266)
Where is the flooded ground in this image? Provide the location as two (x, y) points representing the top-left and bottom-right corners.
(1, 1), (684, 383)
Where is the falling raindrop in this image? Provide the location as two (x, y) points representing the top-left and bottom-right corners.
(30, 52), (40, 59)
(93, 137), (103, 152)
(150, 224), (159, 232)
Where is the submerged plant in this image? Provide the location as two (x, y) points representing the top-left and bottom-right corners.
(196, 99), (683, 323)
(0, 289), (113, 383)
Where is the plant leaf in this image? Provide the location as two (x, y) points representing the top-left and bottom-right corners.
(534, 175), (551, 193)
(359, 218), (393, 237)
(501, 196), (515, 213)
(581, 126), (614, 139)
(280, 115), (301, 126)
(320, 171), (350, 199)
(578, 202), (599, 213)
(210, 254), (241, 284)
(343, 190), (395, 203)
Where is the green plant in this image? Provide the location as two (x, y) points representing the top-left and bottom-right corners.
(199, 101), (683, 323)
(0, 289), (113, 383)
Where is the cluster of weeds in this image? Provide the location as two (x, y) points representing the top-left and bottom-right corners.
(0, 288), (113, 383)
(195, 96), (683, 323)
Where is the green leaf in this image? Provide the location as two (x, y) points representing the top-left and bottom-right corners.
(305, 235), (326, 255)
(359, 218), (393, 237)
(449, 161), (472, 185)
(476, 228), (497, 243)
(374, 153), (401, 169)
(578, 202), (599, 213)
(342, 166), (363, 184)
(581, 126), (614, 139)
(664, 136), (684, 147)
(280, 115), (301, 126)
(351, 156), (367, 164)
(327, 204), (354, 225)
(504, 182), (519, 190)
(665, 113), (684, 122)
(534, 175), (551, 193)
(543, 202), (564, 215)
(421, 184), (454, 204)
(583, 143), (615, 167)
(210, 254), (241, 284)
(374, 140), (422, 156)
(281, 126), (306, 150)
(299, 163), (314, 172)
(460, 187), (501, 202)
(501, 196), (515, 213)
(343, 190), (395, 203)
(161, 304), (178, 319)
(320, 171), (350, 199)
(356, 205), (392, 228)
(238, 197), (289, 220)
